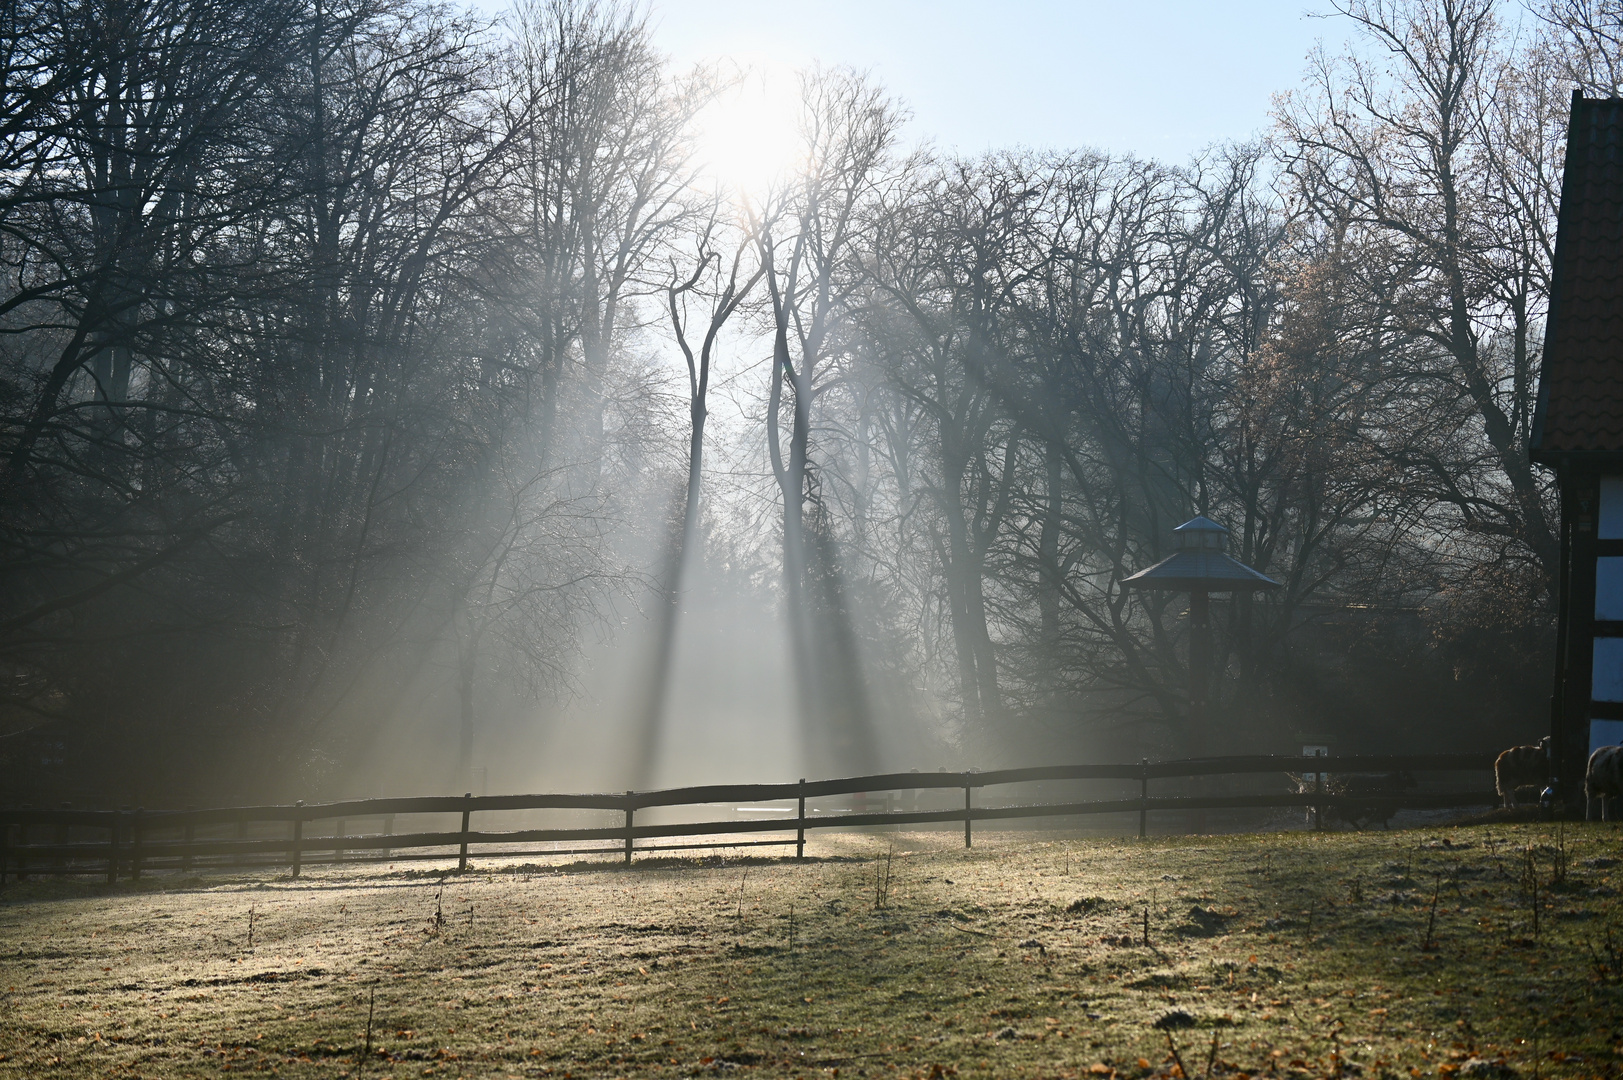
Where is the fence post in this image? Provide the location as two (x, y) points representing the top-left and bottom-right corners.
(182, 809), (195, 874)
(106, 812), (120, 884)
(964, 781), (973, 849)
(1139, 759), (1149, 839)
(131, 808), (145, 881)
(796, 779), (806, 861)
(1313, 768), (1323, 832)
(55, 803), (70, 872)
(458, 793), (472, 873)
(117, 806), (132, 879)
(623, 791), (634, 866)
(291, 802), (304, 879)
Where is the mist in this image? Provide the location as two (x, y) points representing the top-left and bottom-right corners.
(0, 0), (1584, 809)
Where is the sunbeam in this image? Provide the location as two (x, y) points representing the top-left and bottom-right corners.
(690, 61), (802, 201)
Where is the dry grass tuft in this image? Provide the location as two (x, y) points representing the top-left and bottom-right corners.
(1, 825), (1620, 1078)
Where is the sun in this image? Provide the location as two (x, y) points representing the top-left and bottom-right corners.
(691, 61), (803, 202)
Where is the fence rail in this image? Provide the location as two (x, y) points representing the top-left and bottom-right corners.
(0, 753), (1499, 882)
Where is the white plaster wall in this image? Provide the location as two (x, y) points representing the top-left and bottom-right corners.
(1600, 476), (1623, 538)
(1591, 718), (1623, 754)
(1593, 637), (1623, 701)
(1598, 558), (1623, 620)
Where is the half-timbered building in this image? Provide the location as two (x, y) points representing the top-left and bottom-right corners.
(1532, 91), (1623, 801)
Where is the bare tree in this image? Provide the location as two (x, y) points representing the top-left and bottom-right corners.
(757, 67), (903, 775)
(1275, 0), (1561, 586)
(1541, 0), (1623, 92)
(621, 211), (761, 787)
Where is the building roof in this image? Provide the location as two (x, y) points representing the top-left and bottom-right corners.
(1532, 92), (1623, 461)
(1172, 515), (1229, 543)
(1122, 515), (1281, 592)
(1122, 550), (1281, 592)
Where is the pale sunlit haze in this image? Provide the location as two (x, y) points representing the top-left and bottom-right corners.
(690, 60), (804, 198)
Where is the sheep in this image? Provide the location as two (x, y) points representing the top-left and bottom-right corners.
(1586, 744), (1623, 821)
(1495, 736), (1550, 808)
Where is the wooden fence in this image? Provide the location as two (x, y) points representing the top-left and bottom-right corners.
(0, 753), (1500, 883)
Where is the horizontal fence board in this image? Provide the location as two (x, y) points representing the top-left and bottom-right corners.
(0, 863), (122, 877)
(626, 783), (808, 808)
(135, 800), (467, 827)
(965, 764), (1150, 785)
(0, 809), (119, 828)
(968, 790), (1502, 822)
(3, 839), (804, 877)
(1141, 753), (1498, 779)
(9, 838), (315, 861)
(136, 834), (457, 859)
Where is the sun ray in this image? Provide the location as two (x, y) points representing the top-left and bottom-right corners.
(691, 61), (802, 200)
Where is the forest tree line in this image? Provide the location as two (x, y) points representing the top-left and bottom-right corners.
(1, 0), (1616, 802)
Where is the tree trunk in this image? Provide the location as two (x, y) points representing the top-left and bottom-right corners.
(767, 312), (818, 764)
(941, 481), (999, 726)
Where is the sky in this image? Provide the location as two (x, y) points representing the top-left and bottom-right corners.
(641, 0), (1352, 162)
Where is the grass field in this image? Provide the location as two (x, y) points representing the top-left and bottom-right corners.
(2, 823), (1621, 1080)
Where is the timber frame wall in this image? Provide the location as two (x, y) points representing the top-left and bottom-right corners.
(1554, 470), (1598, 797)
(1527, 93), (1623, 801)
